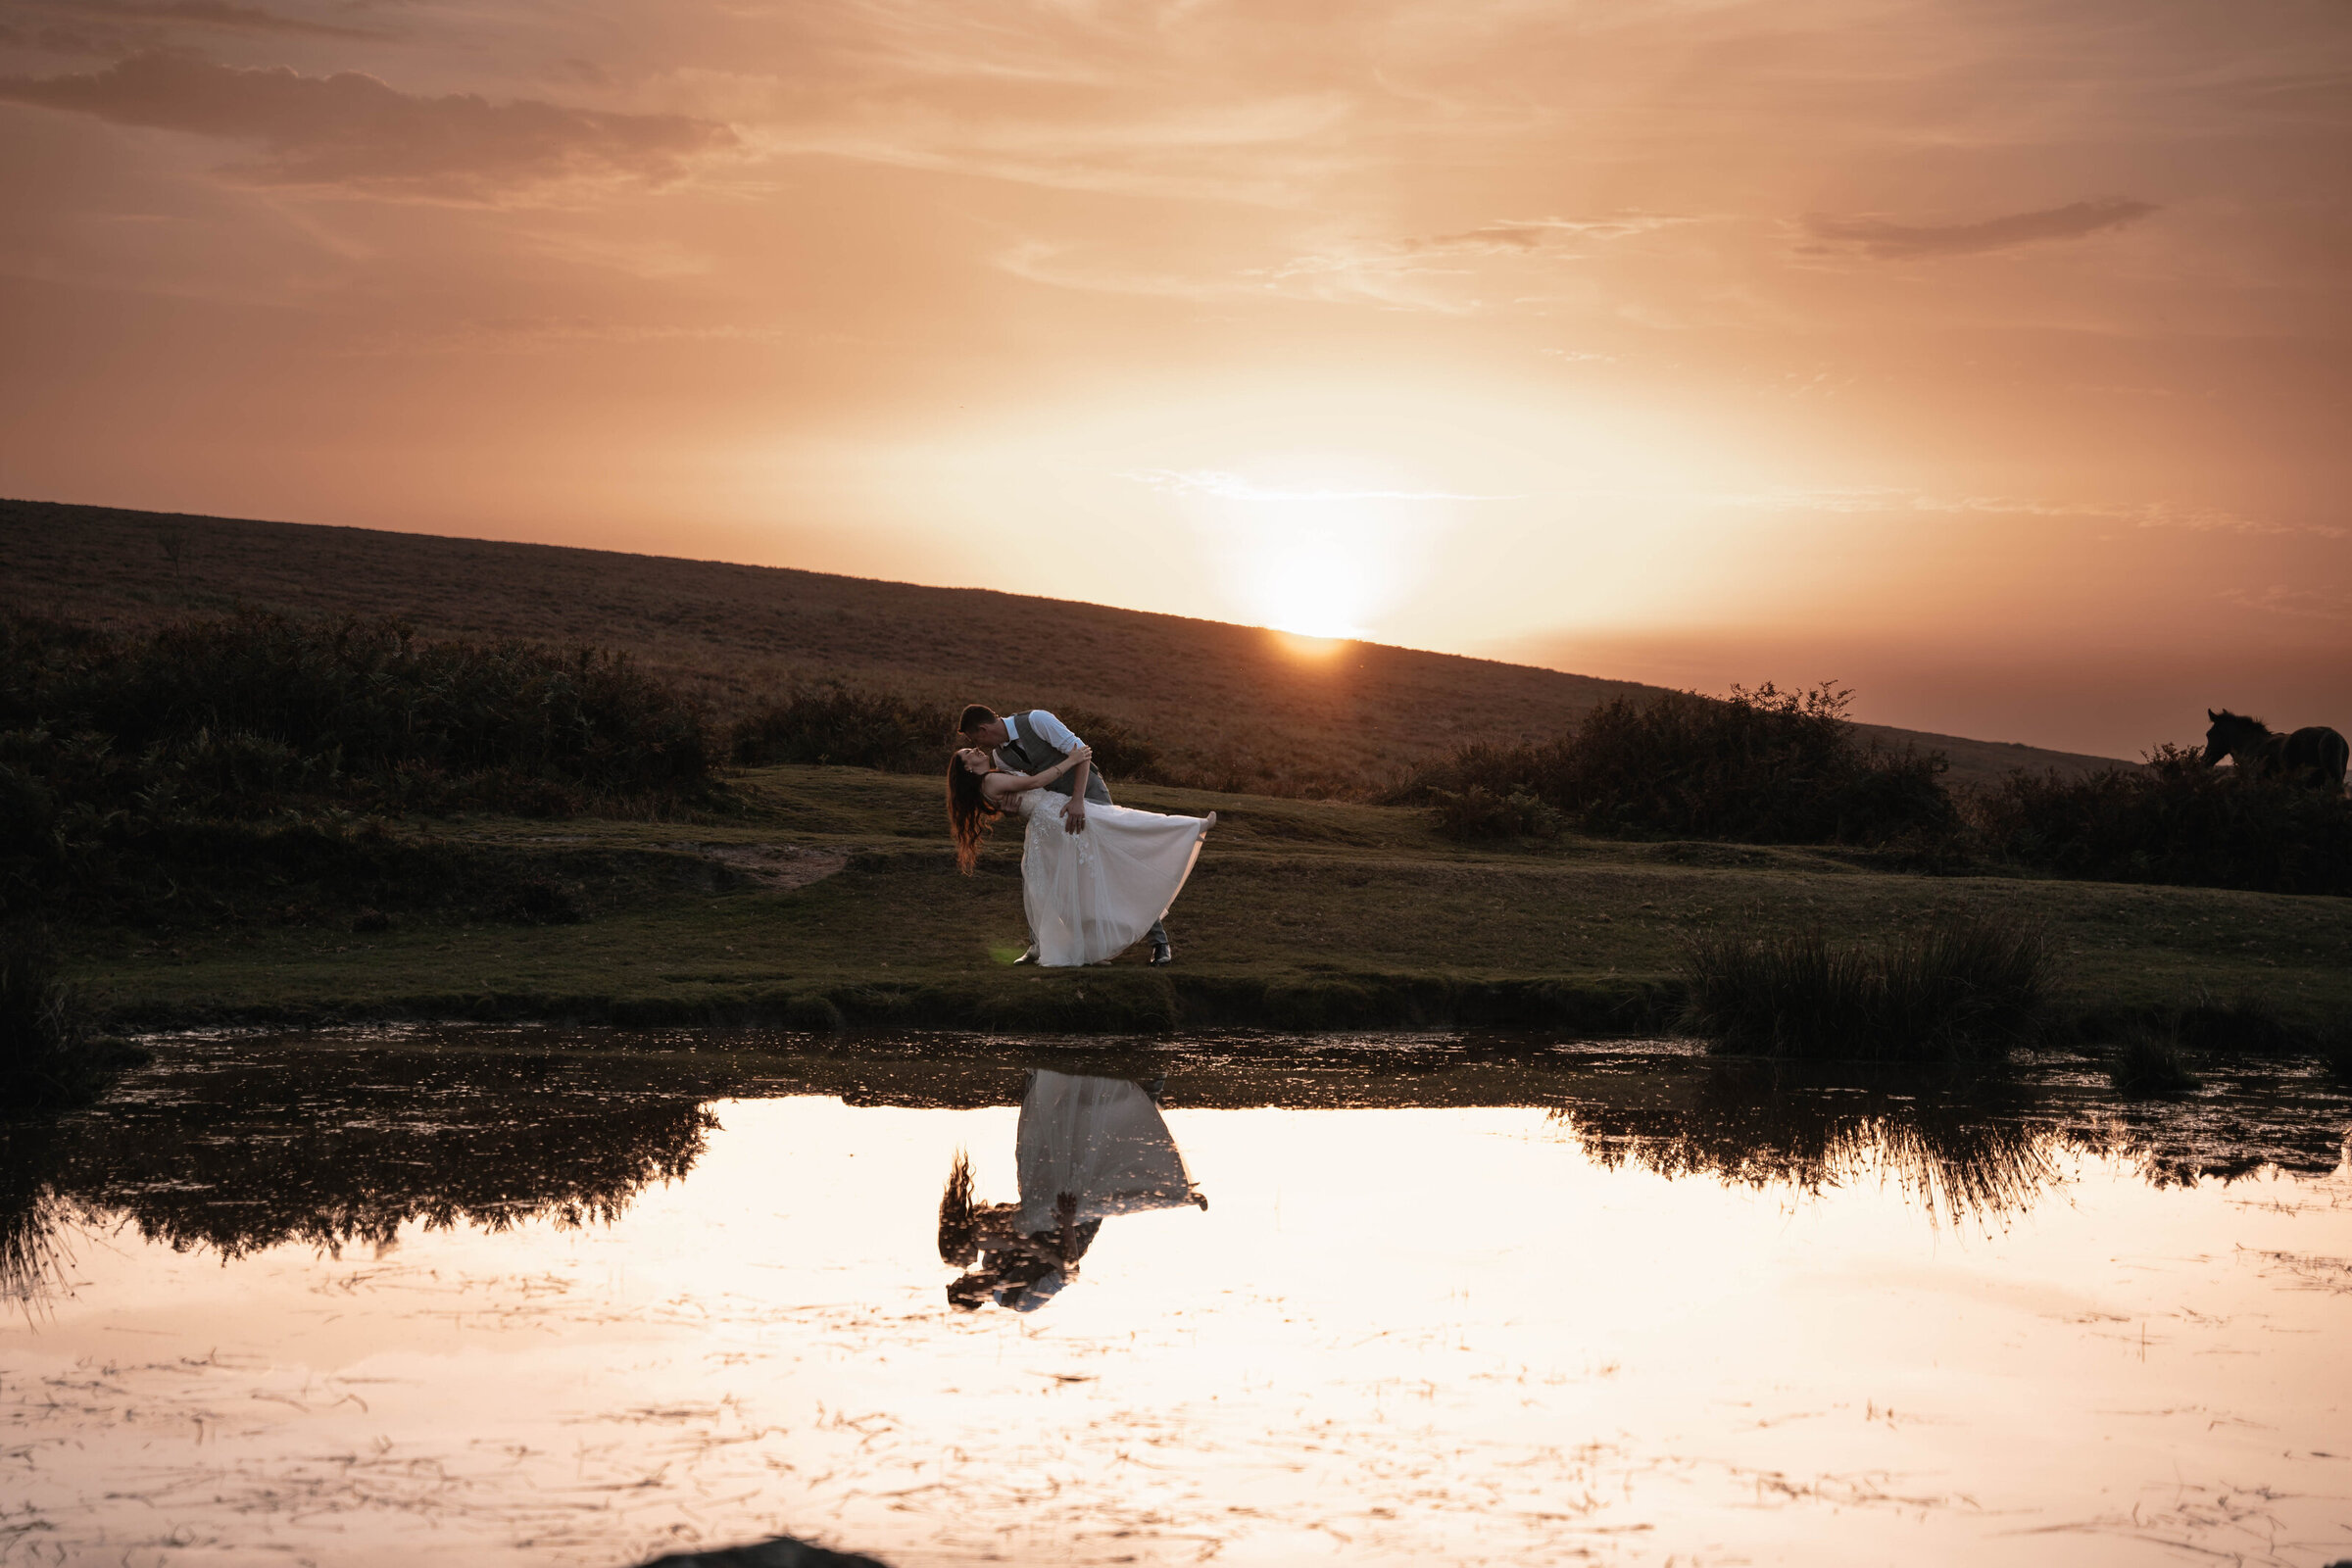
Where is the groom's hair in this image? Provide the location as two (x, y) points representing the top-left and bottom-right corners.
(956, 704), (999, 736)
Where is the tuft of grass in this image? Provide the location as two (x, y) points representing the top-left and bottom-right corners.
(1410, 682), (1959, 849)
(0, 937), (140, 1114)
(2174, 990), (2300, 1055)
(1679, 911), (2050, 1062)
(2318, 1016), (2352, 1086)
(2109, 1026), (2201, 1098)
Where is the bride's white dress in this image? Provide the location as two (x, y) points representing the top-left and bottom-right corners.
(1014, 1069), (1200, 1234)
(1014, 788), (1207, 966)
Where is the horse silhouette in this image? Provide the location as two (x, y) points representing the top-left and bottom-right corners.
(2203, 709), (2349, 792)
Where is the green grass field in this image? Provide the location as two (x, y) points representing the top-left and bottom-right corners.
(58, 764), (2352, 1036)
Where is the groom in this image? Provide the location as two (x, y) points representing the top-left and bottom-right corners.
(956, 704), (1174, 966)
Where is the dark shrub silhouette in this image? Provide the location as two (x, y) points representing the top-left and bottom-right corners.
(1974, 744), (2352, 895)
(1409, 683), (1957, 847)
(1679, 910), (2050, 1062)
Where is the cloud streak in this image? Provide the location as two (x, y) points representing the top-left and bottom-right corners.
(1802, 198), (2160, 260)
(0, 53), (736, 197)
(1704, 486), (2340, 538)
(1124, 469), (1516, 502)
(14, 0), (388, 40)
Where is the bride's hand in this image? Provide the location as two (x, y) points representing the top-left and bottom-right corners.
(1064, 744), (1093, 768)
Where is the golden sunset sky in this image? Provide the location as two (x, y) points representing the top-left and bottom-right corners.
(3, 0), (2346, 756)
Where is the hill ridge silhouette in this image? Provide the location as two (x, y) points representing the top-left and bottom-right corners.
(3, 497), (2121, 797)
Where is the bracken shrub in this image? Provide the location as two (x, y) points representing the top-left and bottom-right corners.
(730, 689), (1168, 783)
(1679, 911), (2050, 1062)
(0, 611), (716, 918)
(1409, 683), (1959, 848)
(0, 611), (712, 814)
(1427, 783), (1562, 842)
(1049, 708), (1164, 785)
(1972, 744), (2352, 896)
(730, 682), (950, 771)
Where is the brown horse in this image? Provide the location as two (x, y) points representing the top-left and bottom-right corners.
(2203, 709), (2350, 792)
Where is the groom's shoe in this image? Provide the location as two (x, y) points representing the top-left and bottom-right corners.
(1148, 937), (1175, 966)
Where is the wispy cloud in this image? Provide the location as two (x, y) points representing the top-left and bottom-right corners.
(2221, 584), (2352, 620)
(347, 318), (803, 356)
(1801, 198), (2160, 260)
(0, 54), (737, 199)
(1124, 468), (1517, 502)
(14, 0), (389, 40)
(1707, 486), (2339, 537)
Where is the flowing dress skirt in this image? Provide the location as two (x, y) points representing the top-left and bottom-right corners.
(1017, 790), (1207, 966)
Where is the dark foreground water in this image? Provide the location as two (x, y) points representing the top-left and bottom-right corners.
(3, 1031), (2350, 1567)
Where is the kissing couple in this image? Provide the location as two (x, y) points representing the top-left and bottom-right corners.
(945, 705), (1216, 967)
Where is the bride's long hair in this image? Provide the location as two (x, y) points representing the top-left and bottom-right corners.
(945, 754), (1000, 873)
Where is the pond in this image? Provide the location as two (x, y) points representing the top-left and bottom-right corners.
(4, 1031), (2349, 1567)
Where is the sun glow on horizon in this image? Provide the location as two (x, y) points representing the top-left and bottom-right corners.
(1165, 459), (1474, 643)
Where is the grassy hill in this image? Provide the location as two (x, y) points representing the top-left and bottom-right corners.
(1, 498), (2124, 798)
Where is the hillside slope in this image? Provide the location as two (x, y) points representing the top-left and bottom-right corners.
(3, 497), (2125, 795)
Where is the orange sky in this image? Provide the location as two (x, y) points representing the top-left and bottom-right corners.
(3, 0), (2347, 757)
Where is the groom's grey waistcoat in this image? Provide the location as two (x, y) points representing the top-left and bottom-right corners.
(1001, 712), (1112, 805)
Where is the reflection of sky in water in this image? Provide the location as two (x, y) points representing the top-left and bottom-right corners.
(4, 1054), (2351, 1567)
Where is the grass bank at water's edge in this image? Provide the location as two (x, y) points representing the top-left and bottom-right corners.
(49, 764), (2352, 1040)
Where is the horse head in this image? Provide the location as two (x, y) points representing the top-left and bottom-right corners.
(2203, 709), (2269, 768)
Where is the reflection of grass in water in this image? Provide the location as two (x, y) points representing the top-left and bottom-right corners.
(1559, 1059), (2063, 1228)
(5, 1048), (723, 1262)
(0, 1119), (75, 1307)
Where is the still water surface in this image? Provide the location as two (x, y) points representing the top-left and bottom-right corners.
(3, 1032), (2349, 1567)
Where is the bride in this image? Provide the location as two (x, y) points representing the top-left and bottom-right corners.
(946, 743), (1215, 966)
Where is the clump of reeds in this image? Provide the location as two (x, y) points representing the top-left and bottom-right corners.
(1409, 682), (1959, 849)
(1678, 911), (2050, 1062)
(2174, 990), (2300, 1055)
(1972, 743), (2352, 896)
(2318, 1016), (2352, 1087)
(0, 938), (136, 1114)
(2108, 1026), (2201, 1098)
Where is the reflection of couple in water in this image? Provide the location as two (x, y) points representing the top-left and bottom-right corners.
(937, 1069), (1207, 1312)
